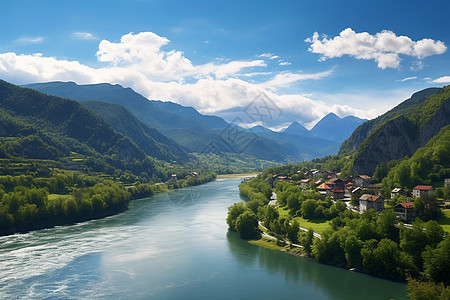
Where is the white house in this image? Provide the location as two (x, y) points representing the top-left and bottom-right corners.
(359, 194), (384, 212)
(412, 185), (434, 198)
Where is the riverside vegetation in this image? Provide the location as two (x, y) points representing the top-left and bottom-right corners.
(227, 173), (449, 299)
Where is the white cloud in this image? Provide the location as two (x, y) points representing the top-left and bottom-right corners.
(261, 69), (334, 90)
(431, 76), (450, 83)
(397, 76), (417, 82)
(305, 28), (447, 69)
(16, 37), (44, 44)
(72, 32), (97, 40)
(0, 31), (371, 128)
(258, 53), (279, 60)
(278, 61), (291, 66)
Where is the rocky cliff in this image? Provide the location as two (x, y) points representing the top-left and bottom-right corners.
(352, 95), (450, 175)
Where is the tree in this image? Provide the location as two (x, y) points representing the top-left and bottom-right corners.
(406, 278), (450, 300)
(302, 199), (317, 219)
(300, 228), (314, 255)
(286, 220), (299, 243)
(226, 202), (247, 231)
(235, 211), (258, 239)
(376, 209), (398, 241)
(343, 235), (362, 268)
(422, 237), (450, 285)
(257, 205), (279, 228)
(63, 198), (79, 219)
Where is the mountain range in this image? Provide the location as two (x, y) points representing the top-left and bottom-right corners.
(23, 81), (365, 163)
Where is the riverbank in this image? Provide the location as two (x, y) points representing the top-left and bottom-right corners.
(248, 236), (305, 257)
(0, 173), (217, 237)
(217, 173), (259, 179)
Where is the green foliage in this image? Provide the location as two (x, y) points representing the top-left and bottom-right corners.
(299, 228), (314, 255)
(235, 210), (259, 239)
(302, 199), (317, 219)
(382, 125), (450, 190)
(226, 202), (247, 231)
(422, 237), (450, 285)
(407, 278), (450, 300)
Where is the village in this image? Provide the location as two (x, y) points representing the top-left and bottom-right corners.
(268, 169), (450, 222)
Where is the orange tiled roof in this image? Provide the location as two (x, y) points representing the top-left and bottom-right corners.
(395, 202), (414, 209)
(413, 185), (433, 191)
(317, 183), (332, 190)
(332, 186), (344, 193)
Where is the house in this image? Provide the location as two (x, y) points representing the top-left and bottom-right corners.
(277, 176), (290, 182)
(317, 182), (333, 196)
(354, 175), (371, 188)
(344, 183), (356, 197)
(300, 178), (313, 189)
(445, 179), (450, 188)
(351, 187), (363, 198)
(332, 186), (345, 200)
(394, 202), (415, 221)
(391, 188), (406, 199)
(330, 178), (345, 189)
(312, 169), (324, 179)
(412, 185), (434, 198)
(359, 194), (384, 212)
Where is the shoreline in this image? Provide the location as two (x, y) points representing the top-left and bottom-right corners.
(0, 176), (216, 237)
(217, 173), (259, 179)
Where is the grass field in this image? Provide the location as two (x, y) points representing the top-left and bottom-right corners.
(248, 237), (286, 251)
(48, 194), (74, 201)
(437, 209), (450, 233)
(277, 206), (331, 233)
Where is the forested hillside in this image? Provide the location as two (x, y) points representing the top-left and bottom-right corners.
(0, 80), (217, 236)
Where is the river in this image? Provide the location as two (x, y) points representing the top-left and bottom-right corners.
(0, 178), (407, 299)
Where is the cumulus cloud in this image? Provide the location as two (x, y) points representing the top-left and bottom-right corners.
(305, 28), (447, 69)
(72, 32), (97, 40)
(431, 76), (450, 83)
(0, 31), (367, 127)
(278, 61), (291, 66)
(16, 37), (44, 44)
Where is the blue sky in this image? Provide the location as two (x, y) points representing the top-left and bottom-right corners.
(1, 0), (449, 129)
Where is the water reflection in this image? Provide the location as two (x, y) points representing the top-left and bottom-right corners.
(226, 226), (407, 300)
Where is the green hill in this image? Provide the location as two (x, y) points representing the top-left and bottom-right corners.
(0, 80), (147, 162)
(80, 100), (189, 162)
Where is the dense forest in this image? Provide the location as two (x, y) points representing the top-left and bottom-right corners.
(0, 161), (216, 236)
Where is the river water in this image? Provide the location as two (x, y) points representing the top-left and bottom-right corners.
(0, 178), (407, 299)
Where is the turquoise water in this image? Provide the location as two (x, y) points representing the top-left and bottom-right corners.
(0, 178), (407, 299)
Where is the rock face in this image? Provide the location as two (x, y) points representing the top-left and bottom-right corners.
(419, 97), (450, 147)
(352, 98), (450, 175)
(339, 87), (442, 155)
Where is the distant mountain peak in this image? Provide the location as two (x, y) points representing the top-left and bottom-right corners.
(310, 113), (367, 142)
(322, 112), (340, 120)
(250, 125), (273, 133)
(282, 121), (310, 136)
